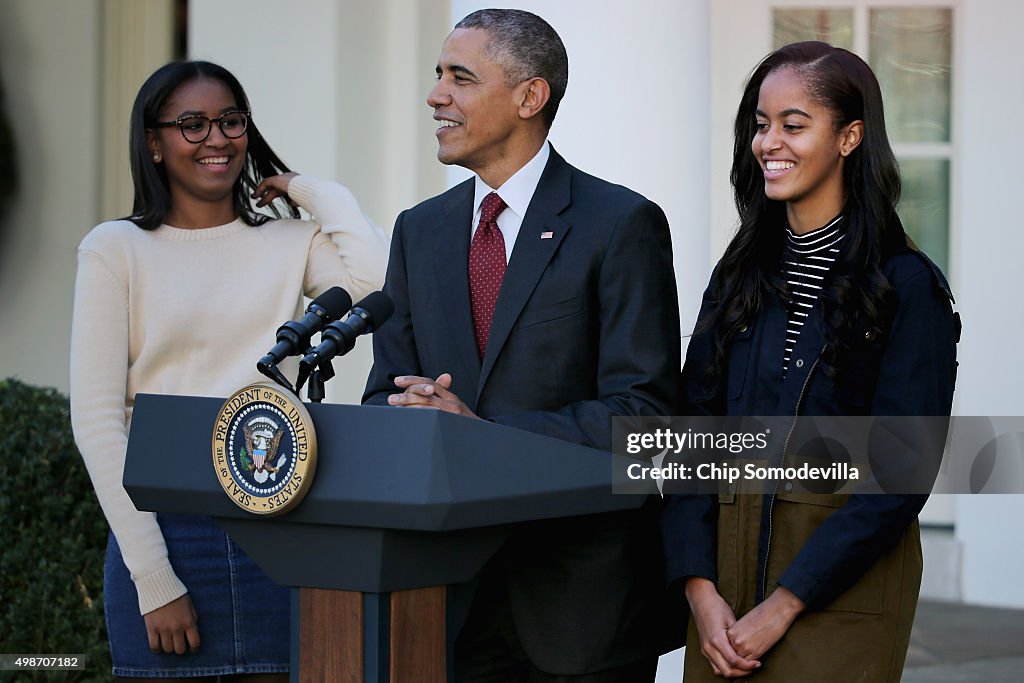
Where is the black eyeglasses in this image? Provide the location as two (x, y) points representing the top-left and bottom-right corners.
(152, 111), (250, 143)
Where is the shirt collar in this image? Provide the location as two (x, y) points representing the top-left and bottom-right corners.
(473, 141), (550, 220)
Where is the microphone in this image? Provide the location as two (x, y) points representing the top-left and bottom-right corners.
(296, 291), (394, 389)
(257, 286), (352, 381)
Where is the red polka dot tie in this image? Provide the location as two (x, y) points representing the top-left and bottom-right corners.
(469, 192), (508, 358)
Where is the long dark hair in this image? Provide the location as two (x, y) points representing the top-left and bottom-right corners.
(703, 41), (906, 383)
(125, 61), (298, 229)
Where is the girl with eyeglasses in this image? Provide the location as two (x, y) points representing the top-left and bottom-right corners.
(70, 61), (388, 681)
(661, 42), (958, 682)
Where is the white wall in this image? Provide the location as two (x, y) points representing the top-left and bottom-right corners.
(189, 0), (449, 404)
(953, 0), (1024, 608)
(190, 0), (343, 183)
(0, 0), (103, 393)
(952, 0), (1024, 417)
(449, 0), (712, 343)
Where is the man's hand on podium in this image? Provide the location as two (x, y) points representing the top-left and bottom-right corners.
(388, 373), (480, 419)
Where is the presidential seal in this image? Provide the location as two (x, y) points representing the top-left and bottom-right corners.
(211, 383), (317, 515)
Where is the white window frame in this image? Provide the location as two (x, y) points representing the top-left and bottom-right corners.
(709, 0), (960, 284)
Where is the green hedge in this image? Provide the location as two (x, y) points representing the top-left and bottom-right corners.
(0, 379), (110, 682)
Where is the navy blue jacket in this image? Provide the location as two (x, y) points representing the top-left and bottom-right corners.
(662, 246), (958, 609)
(364, 149), (683, 673)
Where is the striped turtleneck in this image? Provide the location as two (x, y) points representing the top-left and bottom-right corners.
(782, 215), (844, 375)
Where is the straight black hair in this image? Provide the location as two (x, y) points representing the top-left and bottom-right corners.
(125, 61), (298, 229)
(702, 41), (907, 383)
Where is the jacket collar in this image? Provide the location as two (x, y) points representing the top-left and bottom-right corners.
(477, 148), (573, 396)
(429, 148), (575, 406)
(475, 148), (573, 395)
(434, 179), (481, 404)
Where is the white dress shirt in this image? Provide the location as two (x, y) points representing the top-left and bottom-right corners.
(471, 141), (550, 264)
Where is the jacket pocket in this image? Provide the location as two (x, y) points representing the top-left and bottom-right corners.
(806, 372), (870, 410)
(518, 294), (584, 328)
(806, 339), (881, 409)
(769, 491), (886, 615)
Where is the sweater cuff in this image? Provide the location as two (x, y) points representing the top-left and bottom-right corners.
(134, 563), (188, 615)
(287, 175), (364, 233)
(285, 173), (320, 209)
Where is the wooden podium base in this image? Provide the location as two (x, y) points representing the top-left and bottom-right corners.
(295, 586), (447, 682)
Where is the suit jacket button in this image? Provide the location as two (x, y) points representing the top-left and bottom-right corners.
(784, 481), (794, 493)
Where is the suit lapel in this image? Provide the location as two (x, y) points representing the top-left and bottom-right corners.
(434, 179), (482, 396)
(478, 151), (573, 394)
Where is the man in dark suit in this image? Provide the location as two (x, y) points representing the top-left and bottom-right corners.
(363, 9), (681, 681)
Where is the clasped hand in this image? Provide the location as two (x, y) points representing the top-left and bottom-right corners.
(686, 578), (760, 678)
(725, 586), (805, 665)
(387, 373), (479, 418)
(687, 578), (806, 678)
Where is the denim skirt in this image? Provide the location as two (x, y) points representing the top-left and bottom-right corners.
(104, 513), (290, 678)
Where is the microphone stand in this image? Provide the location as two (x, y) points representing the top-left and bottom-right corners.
(257, 360), (298, 396)
(300, 349), (335, 403)
(305, 367), (328, 403)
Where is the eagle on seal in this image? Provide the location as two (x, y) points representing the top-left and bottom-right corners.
(243, 420), (283, 475)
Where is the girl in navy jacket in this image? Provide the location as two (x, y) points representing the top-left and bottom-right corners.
(662, 41), (958, 683)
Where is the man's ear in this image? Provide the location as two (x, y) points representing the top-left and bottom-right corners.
(840, 120), (864, 157)
(517, 77), (551, 122)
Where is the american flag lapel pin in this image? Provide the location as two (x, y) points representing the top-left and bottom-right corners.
(540, 231), (554, 239)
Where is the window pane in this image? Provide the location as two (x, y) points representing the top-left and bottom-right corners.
(773, 9), (854, 50)
(870, 9), (952, 143)
(899, 159), (950, 274)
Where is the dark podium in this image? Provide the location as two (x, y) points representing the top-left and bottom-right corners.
(124, 394), (644, 682)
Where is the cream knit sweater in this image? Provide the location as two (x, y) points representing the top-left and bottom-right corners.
(69, 175), (388, 614)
